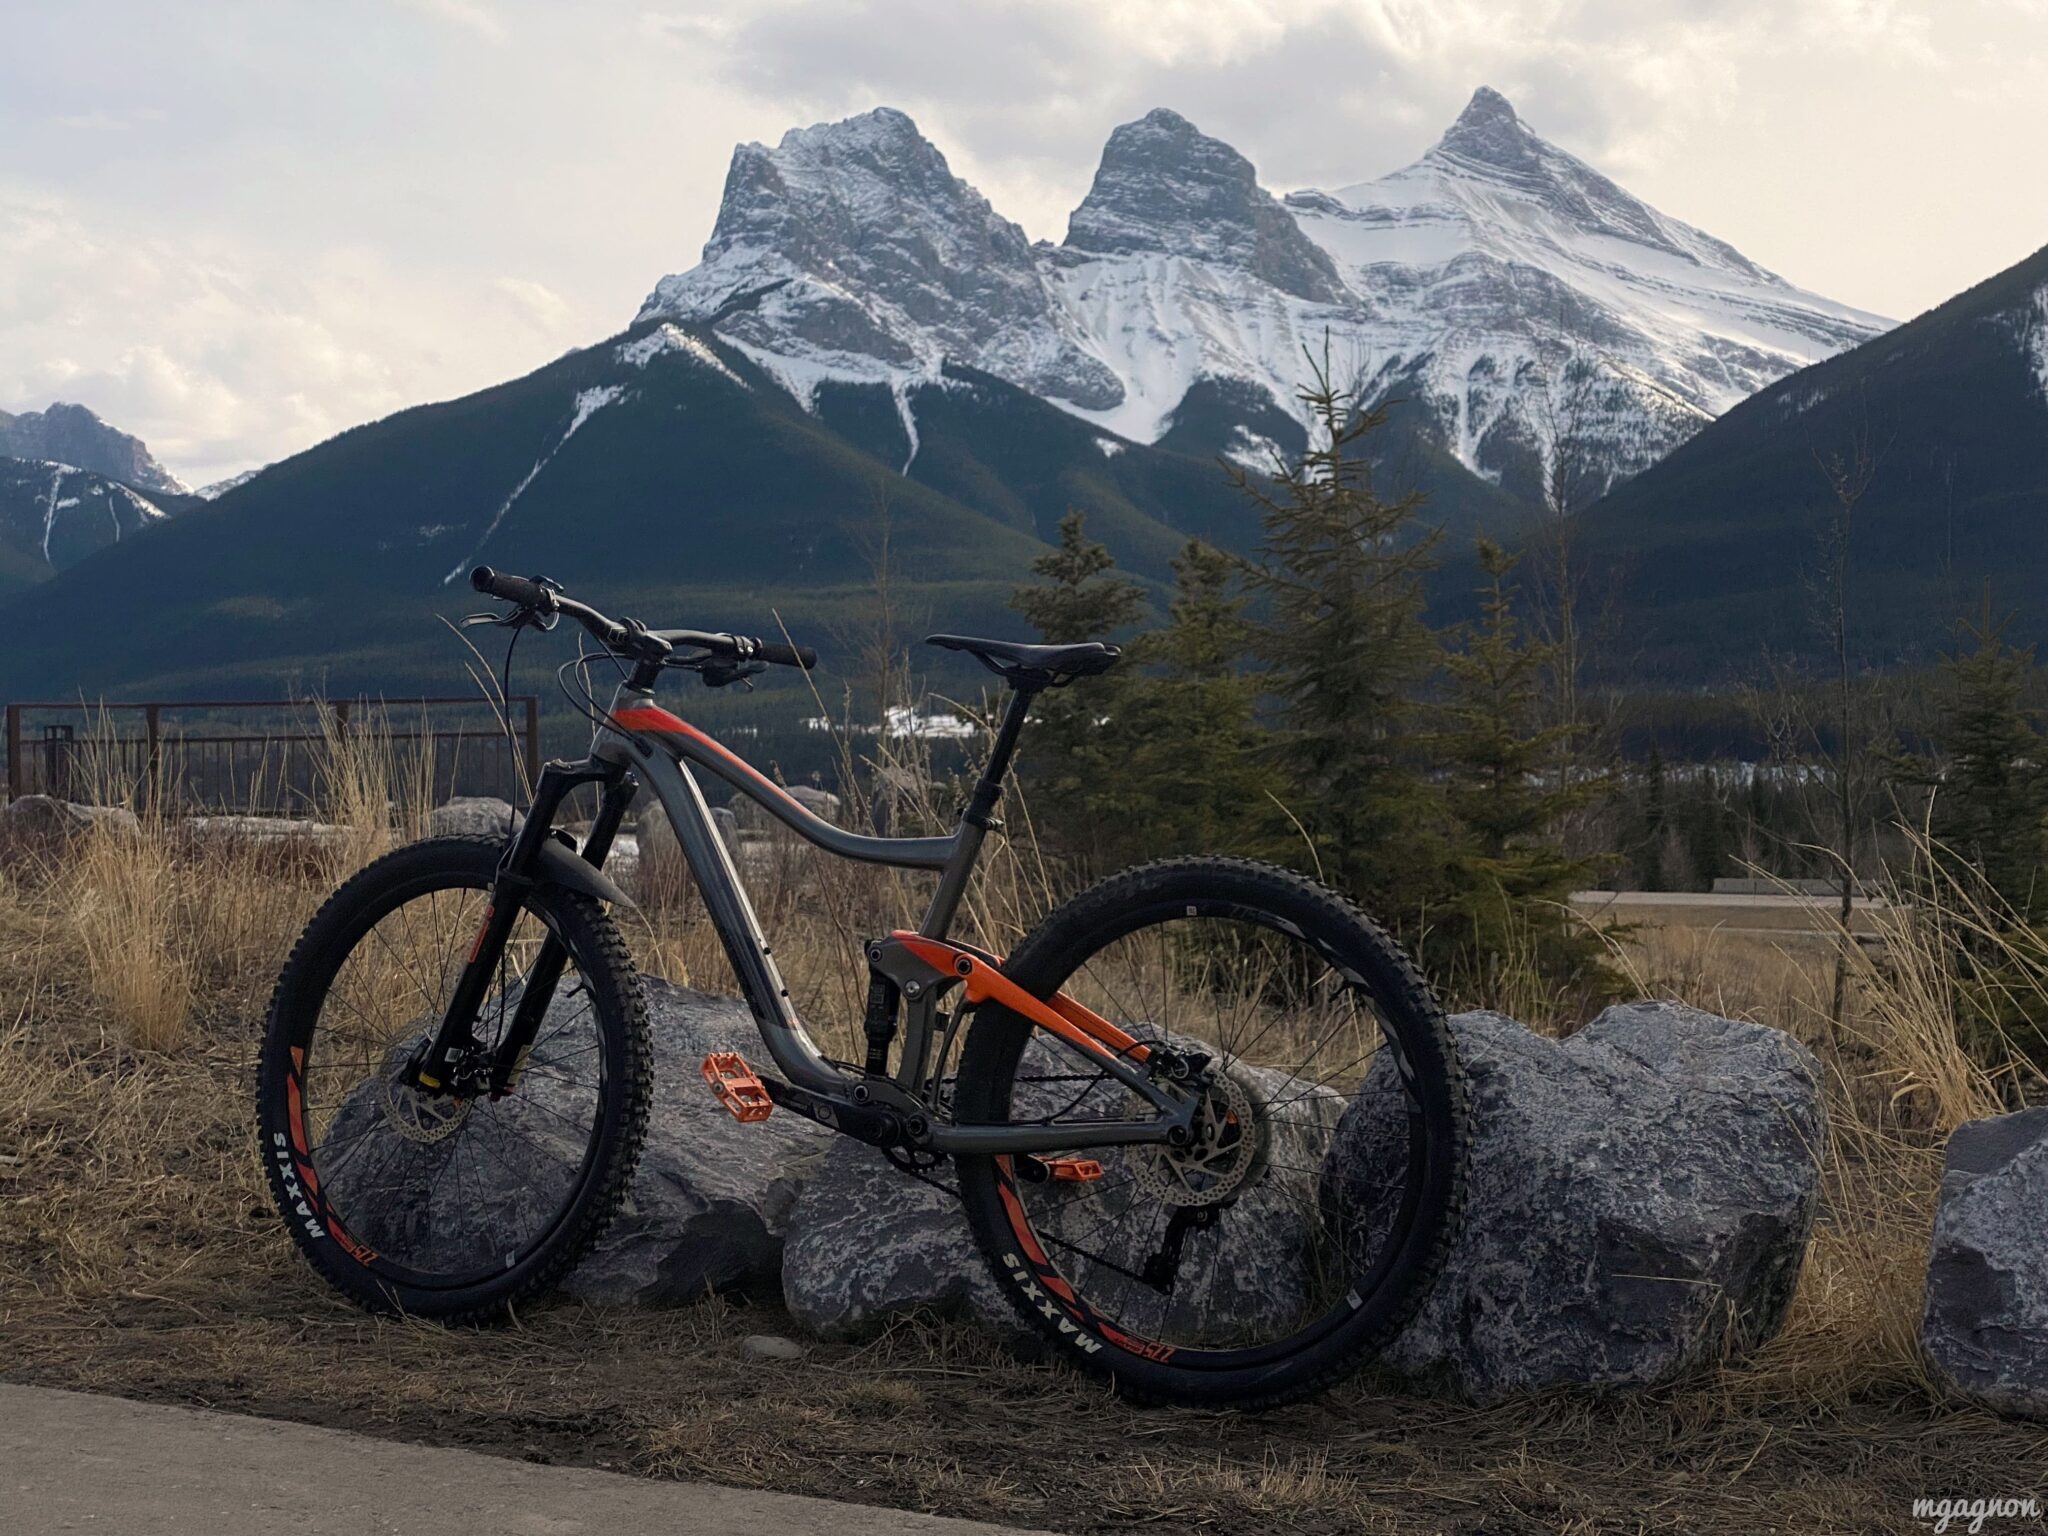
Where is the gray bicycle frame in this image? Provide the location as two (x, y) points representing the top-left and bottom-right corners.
(588, 679), (1191, 1155)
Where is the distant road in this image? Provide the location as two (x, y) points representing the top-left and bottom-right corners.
(1571, 889), (1890, 938)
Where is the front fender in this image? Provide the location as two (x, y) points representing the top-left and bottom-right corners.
(536, 837), (635, 908)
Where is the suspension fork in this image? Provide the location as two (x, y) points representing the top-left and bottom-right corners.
(412, 764), (634, 1094)
(486, 772), (638, 1095)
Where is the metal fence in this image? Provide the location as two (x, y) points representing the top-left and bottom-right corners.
(3, 697), (540, 814)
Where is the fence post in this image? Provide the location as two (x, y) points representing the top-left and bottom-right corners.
(5, 704), (19, 803)
(523, 696), (540, 790)
(144, 703), (163, 813)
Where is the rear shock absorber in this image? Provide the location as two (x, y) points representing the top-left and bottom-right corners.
(861, 973), (901, 1076)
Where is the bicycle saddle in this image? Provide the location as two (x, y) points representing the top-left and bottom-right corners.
(924, 633), (1122, 687)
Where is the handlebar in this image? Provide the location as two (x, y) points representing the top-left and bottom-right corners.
(469, 566), (816, 671)
(469, 567), (554, 611)
(755, 637), (819, 670)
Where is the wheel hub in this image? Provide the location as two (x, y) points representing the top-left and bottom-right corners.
(1135, 1065), (1267, 1208)
(380, 1046), (474, 1144)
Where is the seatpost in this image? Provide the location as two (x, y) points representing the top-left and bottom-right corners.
(918, 686), (1035, 938)
(969, 689), (1031, 819)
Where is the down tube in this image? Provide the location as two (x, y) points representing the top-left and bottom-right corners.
(628, 741), (848, 1096)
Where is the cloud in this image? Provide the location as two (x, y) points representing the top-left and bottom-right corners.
(51, 107), (167, 132)
(492, 276), (575, 333)
(658, 0), (1983, 229)
(393, 0), (507, 42)
(0, 0), (2039, 486)
(0, 188), (590, 484)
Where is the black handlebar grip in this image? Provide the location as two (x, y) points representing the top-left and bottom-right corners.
(757, 638), (818, 670)
(470, 566), (551, 609)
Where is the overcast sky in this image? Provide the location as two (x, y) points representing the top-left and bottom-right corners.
(4, 0), (2044, 485)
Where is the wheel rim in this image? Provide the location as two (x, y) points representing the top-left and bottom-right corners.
(989, 898), (1430, 1366)
(283, 876), (613, 1293)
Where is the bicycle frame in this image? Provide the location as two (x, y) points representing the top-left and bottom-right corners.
(424, 671), (1200, 1158)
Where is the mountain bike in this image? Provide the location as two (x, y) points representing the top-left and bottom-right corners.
(256, 566), (1469, 1407)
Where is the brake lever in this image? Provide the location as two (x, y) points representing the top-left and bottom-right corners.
(698, 658), (768, 690)
(461, 606), (558, 633)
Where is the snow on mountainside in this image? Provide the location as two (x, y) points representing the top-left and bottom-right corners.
(639, 108), (1120, 423)
(643, 90), (1891, 500)
(0, 402), (187, 495)
(0, 457), (170, 594)
(1284, 88), (1889, 490)
(196, 468), (263, 500)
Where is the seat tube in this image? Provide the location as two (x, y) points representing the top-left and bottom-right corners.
(919, 688), (1033, 938)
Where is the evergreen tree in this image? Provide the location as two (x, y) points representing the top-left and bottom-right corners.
(1926, 611), (2048, 1063)
(1432, 541), (1613, 1001)
(1929, 613), (2048, 918)
(1238, 354), (1446, 924)
(1111, 540), (1276, 858)
(1008, 511), (1147, 866)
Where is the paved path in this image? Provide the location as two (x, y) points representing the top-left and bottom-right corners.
(0, 1383), (1057, 1535)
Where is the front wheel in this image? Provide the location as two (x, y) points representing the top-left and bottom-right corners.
(954, 858), (1468, 1407)
(255, 836), (651, 1321)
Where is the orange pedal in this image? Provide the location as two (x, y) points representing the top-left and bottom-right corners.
(1045, 1157), (1104, 1182)
(701, 1052), (774, 1123)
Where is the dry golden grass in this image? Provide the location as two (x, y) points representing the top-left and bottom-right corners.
(2, 731), (2045, 1533)
(67, 818), (196, 1054)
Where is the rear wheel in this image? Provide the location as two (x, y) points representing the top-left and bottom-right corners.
(255, 836), (650, 1320)
(954, 858), (1467, 1407)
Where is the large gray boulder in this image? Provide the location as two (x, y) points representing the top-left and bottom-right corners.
(782, 1138), (1026, 1342)
(1323, 1002), (1826, 1400)
(1921, 1107), (2048, 1419)
(780, 1031), (1347, 1347)
(319, 979), (826, 1305)
(0, 794), (139, 849)
(570, 979), (829, 1303)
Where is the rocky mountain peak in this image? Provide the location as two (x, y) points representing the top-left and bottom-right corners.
(635, 96), (1887, 499)
(694, 107), (1013, 279)
(0, 402), (186, 495)
(1405, 88), (1770, 280)
(640, 108), (1123, 410)
(1063, 109), (1347, 304)
(1433, 86), (1539, 169)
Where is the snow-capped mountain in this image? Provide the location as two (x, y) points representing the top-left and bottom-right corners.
(0, 402), (188, 496)
(0, 457), (171, 597)
(640, 107), (1122, 436)
(643, 90), (1891, 501)
(196, 467), (265, 500)
(1284, 88), (1889, 492)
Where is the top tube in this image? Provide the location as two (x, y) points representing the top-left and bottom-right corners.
(604, 697), (958, 872)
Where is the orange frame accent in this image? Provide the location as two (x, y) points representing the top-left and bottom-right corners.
(891, 932), (1150, 1068)
(611, 704), (816, 821)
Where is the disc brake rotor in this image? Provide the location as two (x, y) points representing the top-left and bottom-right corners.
(378, 1060), (474, 1144)
(1134, 1065), (1268, 1209)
